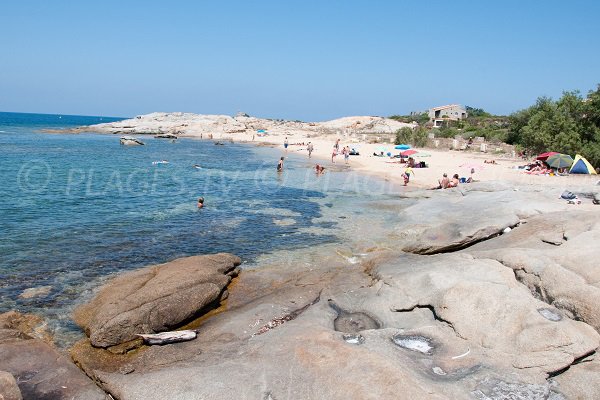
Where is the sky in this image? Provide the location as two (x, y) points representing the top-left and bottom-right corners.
(1, 0), (599, 121)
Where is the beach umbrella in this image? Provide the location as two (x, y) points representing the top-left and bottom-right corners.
(401, 149), (418, 156)
(546, 153), (573, 169)
(395, 144), (411, 150)
(536, 151), (559, 161)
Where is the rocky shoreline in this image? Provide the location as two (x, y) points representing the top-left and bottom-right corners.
(40, 112), (417, 137)
(2, 182), (600, 399)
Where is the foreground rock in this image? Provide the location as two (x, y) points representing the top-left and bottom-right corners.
(68, 186), (600, 399)
(0, 312), (108, 400)
(468, 210), (600, 333)
(74, 253), (241, 348)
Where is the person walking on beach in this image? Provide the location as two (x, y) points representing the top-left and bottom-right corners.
(277, 156), (284, 172)
(307, 142), (314, 158)
(284, 137), (289, 151)
(331, 145), (337, 163)
(343, 146), (350, 164)
(334, 138), (340, 153)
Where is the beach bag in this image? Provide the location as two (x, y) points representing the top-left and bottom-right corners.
(560, 190), (577, 200)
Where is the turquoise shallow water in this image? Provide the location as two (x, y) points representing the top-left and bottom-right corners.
(0, 112), (401, 343)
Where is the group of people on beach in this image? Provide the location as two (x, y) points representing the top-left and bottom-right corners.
(433, 173), (461, 189)
(432, 167), (475, 189)
(330, 139), (351, 164)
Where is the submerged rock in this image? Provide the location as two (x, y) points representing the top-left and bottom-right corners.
(74, 253), (241, 348)
(0, 371), (22, 400)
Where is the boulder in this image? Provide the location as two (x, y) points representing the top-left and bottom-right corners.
(0, 371), (22, 400)
(373, 253), (599, 375)
(393, 188), (566, 254)
(70, 245), (597, 399)
(468, 211), (600, 333)
(552, 355), (600, 399)
(74, 253), (241, 347)
(0, 312), (108, 400)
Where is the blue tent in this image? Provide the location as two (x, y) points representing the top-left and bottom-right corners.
(569, 154), (597, 175)
(395, 144), (411, 150)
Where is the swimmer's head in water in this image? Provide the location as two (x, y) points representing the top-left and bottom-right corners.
(280, 157), (284, 160)
(198, 197), (204, 203)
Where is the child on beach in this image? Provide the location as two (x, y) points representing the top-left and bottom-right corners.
(343, 146), (350, 164)
(307, 142), (314, 158)
(402, 166), (414, 186)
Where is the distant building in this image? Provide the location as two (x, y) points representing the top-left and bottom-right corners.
(428, 104), (467, 127)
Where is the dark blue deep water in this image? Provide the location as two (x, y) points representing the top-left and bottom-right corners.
(0, 112), (398, 343)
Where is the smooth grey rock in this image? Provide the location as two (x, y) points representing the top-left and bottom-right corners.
(552, 355), (600, 399)
(374, 253), (599, 375)
(469, 211), (600, 333)
(392, 189), (566, 254)
(74, 253), (241, 347)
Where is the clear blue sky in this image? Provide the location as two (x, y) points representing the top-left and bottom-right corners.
(1, 0), (599, 121)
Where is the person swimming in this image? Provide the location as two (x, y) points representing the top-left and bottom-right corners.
(197, 197), (204, 208)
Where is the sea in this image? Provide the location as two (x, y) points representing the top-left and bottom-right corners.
(0, 111), (403, 346)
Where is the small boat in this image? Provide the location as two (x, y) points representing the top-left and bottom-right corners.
(154, 134), (178, 139)
(152, 160), (169, 165)
(120, 136), (145, 146)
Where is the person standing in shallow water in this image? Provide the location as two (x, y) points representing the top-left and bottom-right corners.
(307, 142), (314, 158)
(284, 137), (289, 151)
(277, 157), (284, 172)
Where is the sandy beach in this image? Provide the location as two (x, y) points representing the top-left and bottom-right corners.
(74, 112), (600, 192)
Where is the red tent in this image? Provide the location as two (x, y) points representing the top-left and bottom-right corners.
(536, 151), (558, 161)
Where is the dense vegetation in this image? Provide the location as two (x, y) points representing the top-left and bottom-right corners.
(392, 108), (509, 146)
(507, 85), (600, 166)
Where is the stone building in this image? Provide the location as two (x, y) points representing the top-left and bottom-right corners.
(428, 104), (467, 127)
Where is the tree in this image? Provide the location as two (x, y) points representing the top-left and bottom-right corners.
(507, 85), (600, 167)
(394, 126), (428, 147)
(465, 106), (492, 118)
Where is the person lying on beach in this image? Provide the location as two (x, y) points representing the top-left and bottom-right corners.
(484, 160), (497, 164)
